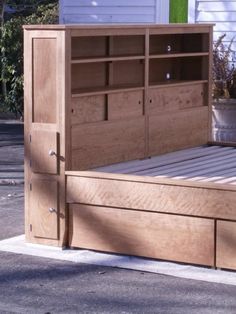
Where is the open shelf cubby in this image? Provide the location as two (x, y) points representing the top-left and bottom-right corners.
(149, 33), (209, 55)
(149, 56), (209, 84)
(71, 35), (145, 61)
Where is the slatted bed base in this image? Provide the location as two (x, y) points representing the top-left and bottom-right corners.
(94, 145), (236, 184)
(66, 145), (236, 271)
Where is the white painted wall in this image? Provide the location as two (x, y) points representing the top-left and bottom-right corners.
(59, 0), (169, 24)
(188, 0), (236, 50)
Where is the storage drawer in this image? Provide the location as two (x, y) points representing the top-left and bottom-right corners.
(216, 220), (236, 270)
(69, 204), (215, 266)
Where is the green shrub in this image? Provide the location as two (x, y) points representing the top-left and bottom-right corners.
(0, 2), (58, 117)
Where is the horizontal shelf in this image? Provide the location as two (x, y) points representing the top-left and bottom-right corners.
(72, 84), (145, 97)
(149, 52), (209, 59)
(71, 52), (207, 63)
(71, 55), (145, 64)
(149, 80), (209, 88)
(71, 80), (208, 97)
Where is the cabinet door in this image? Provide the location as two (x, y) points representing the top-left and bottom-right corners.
(31, 130), (59, 175)
(216, 220), (236, 270)
(30, 179), (58, 240)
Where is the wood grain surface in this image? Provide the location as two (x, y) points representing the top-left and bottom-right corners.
(69, 204), (214, 266)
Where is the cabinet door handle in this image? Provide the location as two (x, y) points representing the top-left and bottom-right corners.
(48, 150), (56, 156)
(49, 207), (57, 213)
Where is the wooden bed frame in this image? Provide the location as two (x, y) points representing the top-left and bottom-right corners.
(24, 24), (236, 270)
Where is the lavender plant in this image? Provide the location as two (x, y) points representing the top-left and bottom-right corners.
(213, 34), (235, 98)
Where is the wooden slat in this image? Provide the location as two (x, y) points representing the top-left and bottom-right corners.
(71, 117), (145, 170)
(66, 175), (236, 220)
(176, 167), (236, 184)
(149, 107), (208, 156)
(72, 84), (145, 97)
(134, 147), (235, 176)
(71, 55), (145, 63)
(197, 168), (236, 183)
(144, 148), (236, 177)
(216, 220), (236, 270)
(150, 52), (209, 58)
(171, 158), (236, 181)
(69, 204), (215, 266)
(149, 80), (209, 89)
(94, 145), (222, 174)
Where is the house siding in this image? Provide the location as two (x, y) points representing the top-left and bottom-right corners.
(59, 0), (169, 24)
(189, 0), (236, 50)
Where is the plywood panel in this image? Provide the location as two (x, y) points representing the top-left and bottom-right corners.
(108, 90), (143, 120)
(66, 175), (236, 221)
(69, 204), (214, 266)
(112, 60), (144, 86)
(110, 35), (145, 56)
(148, 84), (205, 114)
(71, 36), (107, 59)
(71, 62), (107, 91)
(71, 117), (145, 169)
(216, 220), (236, 270)
(71, 95), (106, 125)
(33, 38), (57, 123)
(149, 107), (208, 156)
(31, 130), (58, 174)
(30, 179), (58, 239)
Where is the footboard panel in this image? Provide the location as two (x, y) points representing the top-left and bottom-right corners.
(66, 171), (236, 269)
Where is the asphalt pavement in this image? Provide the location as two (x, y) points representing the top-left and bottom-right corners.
(0, 119), (236, 314)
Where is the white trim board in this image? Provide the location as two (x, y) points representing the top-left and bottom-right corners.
(1, 235), (236, 286)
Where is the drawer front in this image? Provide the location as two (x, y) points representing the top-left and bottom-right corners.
(216, 220), (236, 270)
(69, 204), (215, 266)
(30, 178), (59, 240)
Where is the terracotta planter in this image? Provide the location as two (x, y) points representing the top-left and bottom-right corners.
(212, 99), (236, 142)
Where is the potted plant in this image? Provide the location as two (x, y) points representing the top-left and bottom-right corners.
(212, 34), (236, 142)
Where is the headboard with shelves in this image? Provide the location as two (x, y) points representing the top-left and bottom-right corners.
(24, 23), (213, 247)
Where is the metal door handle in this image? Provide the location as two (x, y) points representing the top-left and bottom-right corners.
(48, 150), (56, 156)
(49, 207), (56, 213)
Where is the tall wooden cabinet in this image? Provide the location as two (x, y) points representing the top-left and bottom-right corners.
(24, 24), (213, 247)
